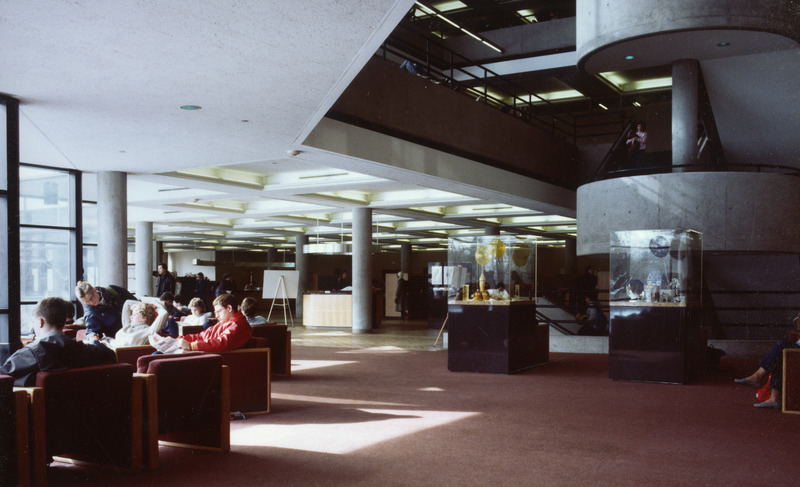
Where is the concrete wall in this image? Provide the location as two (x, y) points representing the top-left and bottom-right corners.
(577, 172), (800, 257)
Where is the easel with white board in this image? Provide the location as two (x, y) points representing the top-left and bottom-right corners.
(263, 270), (298, 326)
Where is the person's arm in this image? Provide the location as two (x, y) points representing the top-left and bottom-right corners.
(83, 307), (102, 340)
(638, 132), (647, 145)
(0, 348), (39, 386)
(186, 321), (249, 352)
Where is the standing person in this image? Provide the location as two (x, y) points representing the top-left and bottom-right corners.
(75, 281), (137, 341)
(215, 273), (236, 297)
(395, 271), (409, 321)
(626, 122), (648, 168)
(336, 271), (351, 290)
(174, 294), (252, 352)
(155, 263), (175, 296)
(194, 272), (208, 301)
(0, 297), (116, 386)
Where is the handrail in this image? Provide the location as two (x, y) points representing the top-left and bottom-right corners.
(381, 23), (579, 143)
(584, 162), (800, 184)
(592, 119), (635, 178)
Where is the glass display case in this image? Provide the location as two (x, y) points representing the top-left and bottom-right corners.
(445, 236), (547, 374)
(446, 236), (538, 302)
(609, 229), (702, 305)
(608, 229), (705, 384)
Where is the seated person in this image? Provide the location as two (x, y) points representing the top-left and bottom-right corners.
(113, 300), (168, 348)
(240, 297), (268, 326)
(577, 296), (608, 336)
(174, 294), (252, 353)
(158, 292), (182, 338)
(172, 294), (191, 316)
(735, 330), (800, 408)
(76, 281), (137, 341)
(0, 297), (117, 386)
(183, 297), (214, 330)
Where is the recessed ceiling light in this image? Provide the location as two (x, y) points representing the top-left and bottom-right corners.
(180, 105), (202, 110)
(624, 55), (635, 60)
(717, 42), (730, 47)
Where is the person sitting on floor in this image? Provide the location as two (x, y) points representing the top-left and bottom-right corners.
(240, 296), (268, 326)
(0, 297), (117, 386)
(735, 331), (800, 408)
(183, 297), (214, 330)
(174, 293), (252, 353)
(113, 300), (168, 348)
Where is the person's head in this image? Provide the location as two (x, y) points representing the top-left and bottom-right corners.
(157, 263), (168, 275)
(130, 302), (157, 325)
(585, 265), (595, 275)
(76, 281), (101, 306)
(160, 292), (175, 304)
(197, 272), (204, 280)
(213, 293), (238, 322)
(397, 271), (403, 279)
(64, 300), (75, 324)
(240, 297), (257, 318)
(32, 297), (69, 335)
(222, 273), (231, 282)
(189, 297), (205, 316)
(637, 122), (646, 131)
(174, 294), (186, 306)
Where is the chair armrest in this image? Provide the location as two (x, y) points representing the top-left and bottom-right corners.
(115, 345), (157, 367)
(14, 387), (45, 486)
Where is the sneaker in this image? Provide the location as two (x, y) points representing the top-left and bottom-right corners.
(753, 400), (780, 408)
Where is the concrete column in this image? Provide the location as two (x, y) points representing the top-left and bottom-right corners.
(135, 222), (153, 297)
(484, 226), (500, 236)
(672, 59), (700, 171)
(295, 235), (308, 319)
(97, 171), (127, 287)
(400, 242), (412, 277)
(266, 247), (277, 266)
(351, 208), (372, 334)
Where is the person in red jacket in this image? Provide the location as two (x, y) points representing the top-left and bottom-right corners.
(175, 293), (251, 352)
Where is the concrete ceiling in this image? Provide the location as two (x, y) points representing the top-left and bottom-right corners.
(2, 0), (577, 253)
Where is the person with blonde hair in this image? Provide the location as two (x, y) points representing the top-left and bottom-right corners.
(183, 297), (214, 330)
(75, 281), (137, 342)
(113, 300), (168, 348)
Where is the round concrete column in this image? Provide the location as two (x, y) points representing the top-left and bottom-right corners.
(97, 171), (127, 287)
(135, 221), (153, 297)
(295, 235), (308, 319)
(400, 242), (412, 277)
(352, 208), (373, 334)
(672, 59), (699, 170)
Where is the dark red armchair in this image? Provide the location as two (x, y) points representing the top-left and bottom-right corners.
(2, 374), (30, 487)
(23, 363), (143, 485)
(135, 354), (230, 469)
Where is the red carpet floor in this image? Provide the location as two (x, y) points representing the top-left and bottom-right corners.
(46, 347), (799, 486)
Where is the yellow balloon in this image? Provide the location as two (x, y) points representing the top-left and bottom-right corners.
(475, 246), (491, 266)
(490, 239), (506, 258)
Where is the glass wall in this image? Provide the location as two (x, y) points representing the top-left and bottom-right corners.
(19, 165), (80, 332)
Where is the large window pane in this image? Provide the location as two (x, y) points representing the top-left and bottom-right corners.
(20, 304), (36, 337)
(82, 245), (98, 285)
(20, 166), (70, 227)
(0, 198), (6, 308)
(0, 103), (6, 190)
(20, 227), (72, 302)
(83, 201), (98, 244)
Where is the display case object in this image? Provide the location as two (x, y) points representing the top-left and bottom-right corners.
(445, 236), (547, 374)
(608, 229), (705, 384)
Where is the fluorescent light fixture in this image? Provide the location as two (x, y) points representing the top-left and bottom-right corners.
(633, 101), (642, 107)
(598, 103), (608, 110)
(415, 1), (503, 53)
(624, 55), (635, 60)
(180, 105), (202, 110)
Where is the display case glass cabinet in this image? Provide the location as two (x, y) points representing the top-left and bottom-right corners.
(608, 229), (704, 384)
(446, 236), (547, 374)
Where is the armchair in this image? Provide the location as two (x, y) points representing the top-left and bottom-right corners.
(2, 375), (30, 487)
(251, 323), (291, 377)
(135, 354), (230, 469)
(23, 363), (143, 485)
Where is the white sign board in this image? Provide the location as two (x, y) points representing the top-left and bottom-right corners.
(262, 270), (299, 299)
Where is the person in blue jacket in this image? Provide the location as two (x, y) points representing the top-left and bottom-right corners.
(75, 280), (137, 341)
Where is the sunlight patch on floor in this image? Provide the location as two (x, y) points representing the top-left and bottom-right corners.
(289, 359), (358, 372)
(231, 409), (479, 454)
(271, 392), (412, 407)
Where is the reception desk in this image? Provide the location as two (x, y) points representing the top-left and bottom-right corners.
(303, 293), (352, 328)
(447, 300), (548, 374)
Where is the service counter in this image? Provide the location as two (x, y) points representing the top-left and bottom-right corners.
(302, 293), (352, 328)
(447, 300), (548, 374)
